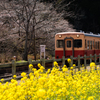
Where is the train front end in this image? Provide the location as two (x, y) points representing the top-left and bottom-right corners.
(55, 32), (85, 59)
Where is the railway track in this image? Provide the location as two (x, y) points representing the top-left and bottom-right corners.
(0, 60), (97, 80)
(0, 61), (62, 79)
(0, 65), (28, 79)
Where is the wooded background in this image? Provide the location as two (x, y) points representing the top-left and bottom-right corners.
(0, 0), (99, 62)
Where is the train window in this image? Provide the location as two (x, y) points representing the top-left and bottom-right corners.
(87, 41), (89, 49)
(90, 41), (92, 49)
(95, 42), (97, 49)
(57, 40), (63, 48)
(74, 39), (82, 48)
(98, 42), (99, 49)
(99, 41), (100, 49)
(67, 41), (71, 47)
(93, 41), (94, 48)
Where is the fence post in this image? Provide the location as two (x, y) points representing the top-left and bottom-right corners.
(52, 57), (55, 67)
(41, 58), (45, 68)
(94, 54), (97, 64)
(62, 56), (65, 67)
(28, 59), (32, 73)
(70, 56), (73, 67)
(12, 60), (16, 77)
(99, 54), (100, 67)
(78, 55), (80, 71)
(90, 54), (92, 63)
(84, 55), (86, 70)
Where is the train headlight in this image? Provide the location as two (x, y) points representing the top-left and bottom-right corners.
(59, 35), (62, 38)
(77, 34), (80, 38)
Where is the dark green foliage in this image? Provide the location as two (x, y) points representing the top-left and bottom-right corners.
(42, 0), (100, 33)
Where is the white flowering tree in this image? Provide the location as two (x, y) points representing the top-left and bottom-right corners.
(0, 0), (75, 61)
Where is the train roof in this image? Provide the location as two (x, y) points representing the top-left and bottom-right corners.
(56, 32), (100, 38)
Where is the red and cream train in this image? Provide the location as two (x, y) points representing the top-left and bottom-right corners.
(55, 32), (100, 64)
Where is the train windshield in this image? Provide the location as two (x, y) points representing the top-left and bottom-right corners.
(57, 40), (63, 48)
(74, 39), (82, 48)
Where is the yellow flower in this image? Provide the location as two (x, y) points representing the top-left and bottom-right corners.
(54, 61), (58, 67)
(82, 64), (84, 67)
(1, 78), (4, 82)
(70, 67), (73, 70)
(37, 63), (41, 68)
(34, 71), (39, 77)
(38, 77), (46, 85)
(90, 62), (96, 68)
(40, 66), (45, 70)
(29, 64), (33, 69)
(32, 68), (37, 72)
(21, 72), (26, 77)
(88, 96), (94, 100)
(70, 96), (74, 100)
(73, 64), (76, 67)
(76, 91), (80, 95)
(40, 66), (45, 72)
(67, 58), (71, 63)
(62, 68), (68, 72)
(63, 65), (67, 68)
(37, 89), (46, 98)
(13, 75), (16, 79)
(11, 79), (16, 83)
(0, 59), (100, 100)
(46, 69), (51, 74)
(21, 76), (27, 81)
(29, 72), (33, 77)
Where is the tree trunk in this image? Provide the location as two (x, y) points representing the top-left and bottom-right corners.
(33, 31), (36, 61)
(32, 16), (36, 60)
(23, 33), (28, 61)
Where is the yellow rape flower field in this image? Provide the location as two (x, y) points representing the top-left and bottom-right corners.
(0, 61), (100, 100)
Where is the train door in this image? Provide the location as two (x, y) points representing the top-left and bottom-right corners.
(64, 38), (74, 58)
